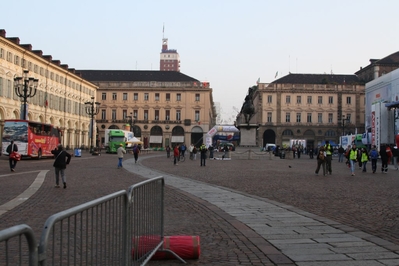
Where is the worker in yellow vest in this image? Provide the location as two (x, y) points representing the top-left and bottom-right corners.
(324, 140), (334, 175)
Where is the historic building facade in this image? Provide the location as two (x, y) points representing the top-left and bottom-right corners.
(0, 29), (97, 149)
(239, 74), (365, 149)
(355, 51), (399, 83)
(78, 70), (216, 148)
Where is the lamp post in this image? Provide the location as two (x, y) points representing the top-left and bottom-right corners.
(14, 70), (38, 120)
(341, 115), (350, 146)
(85, 96), (100, 153)
(127, 112), (137, 135)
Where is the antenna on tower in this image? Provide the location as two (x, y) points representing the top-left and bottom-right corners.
(162, 23), (165, 39)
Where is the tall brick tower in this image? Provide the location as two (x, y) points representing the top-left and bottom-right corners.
(160, 27), (180, 72)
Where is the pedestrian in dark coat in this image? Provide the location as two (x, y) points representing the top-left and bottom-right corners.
(133, 144), (140, 163)
(6, 140), (18, 172)
(199, 143), (208, 166)
(380, 144), (389, 173)
(51, 144), (71, 188)
(208, 145), (214, 159)
(166, 146), (171, 158)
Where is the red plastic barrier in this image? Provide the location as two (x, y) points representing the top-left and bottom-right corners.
(131, 235), (161, 258)
(151, 235), (200, 260)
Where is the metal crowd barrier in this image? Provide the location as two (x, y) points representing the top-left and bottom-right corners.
(0, 176), (184, 265)
(127, 177), (185, 265)
(0, 224), (38, 266)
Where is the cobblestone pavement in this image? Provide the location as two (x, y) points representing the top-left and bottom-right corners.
(141, 152), (399, 248)
(1, 151), (399, 265)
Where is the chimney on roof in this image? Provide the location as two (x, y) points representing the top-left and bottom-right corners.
(43, 55), (52, 62)
(7, 37), (20, 45)
(32, 50), (43, 57)
(21, 44), (32, 51)
(60, 64), (68, 70)
(69, 68), (75, 74)
(52, 60), (61, 66)
(0, 29), (6, 38)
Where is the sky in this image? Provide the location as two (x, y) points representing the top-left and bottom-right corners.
(2, 0), (399, 123)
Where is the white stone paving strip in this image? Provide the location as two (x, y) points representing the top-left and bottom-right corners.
(126, 157), (399, 265)
(0, 170), (49, 217)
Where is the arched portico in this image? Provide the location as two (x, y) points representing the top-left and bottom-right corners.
(262, 129), (276, 147)
(171, 126), (185, 144)
(191, 126), (203, 146)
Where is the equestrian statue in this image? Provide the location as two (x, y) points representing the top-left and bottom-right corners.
(240, 85), (257, 124)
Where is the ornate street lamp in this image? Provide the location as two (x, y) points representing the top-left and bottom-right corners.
(14, 70), (38, 120)
(85, 96), (100, 153)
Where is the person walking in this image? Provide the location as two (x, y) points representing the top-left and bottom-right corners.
(338, 146), (345, 163)
(361, 148), (369, 172)
(357, 148), (363, 169)
(193, 146), (198, 160)
(392, 145), (399, 170)
(222, 145), (229, 160)
(6, 140), (18, 172)
(173, 144), (180, 166)
(315, 146), (326, 176)
(349, 144), (358, 176)
(208, 145), (214, 159)
(117, 143), (126, 169)
(166, 145), (171, 158)
(51, 144), (72, 189)
(386, 144), (393, 167)
(133, 144), (140, 163)
(344, 145), (351, 168)
(380, 144), (389, 173)
(180, 143), (186, 158)
(324, 140), (334, 175)
(369, 145), (379, 174)
(189, 144), (194, 160)
(308, 147), (314, 159)
(199, 143), (208, 166)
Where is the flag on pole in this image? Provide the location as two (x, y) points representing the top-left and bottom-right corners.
(275, 71), (278, 78)
(44, 92), (48, 107)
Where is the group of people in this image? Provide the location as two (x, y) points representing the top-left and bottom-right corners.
(345, 144), (393, 175)
(117, 143), (141, 168)
(315, 141), (395, 176)
(7, 141), (72, 189)
(168, 143), (210, 166)
(315, 140), (334, 176)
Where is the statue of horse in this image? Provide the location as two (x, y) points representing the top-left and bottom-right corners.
(240, 95), (255, 124)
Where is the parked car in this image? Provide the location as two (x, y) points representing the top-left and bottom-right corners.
(264, 143), (276, 152)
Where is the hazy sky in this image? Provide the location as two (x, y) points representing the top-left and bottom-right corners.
(2, 1), (399, 123)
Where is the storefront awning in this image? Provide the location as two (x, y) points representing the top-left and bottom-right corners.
(149, 135), (163, 143)
(171, 136), (184, 143)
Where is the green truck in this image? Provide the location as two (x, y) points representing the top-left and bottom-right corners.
(105, 129), (126, 153)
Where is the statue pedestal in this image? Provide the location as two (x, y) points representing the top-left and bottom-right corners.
(238, 124), (258, 146)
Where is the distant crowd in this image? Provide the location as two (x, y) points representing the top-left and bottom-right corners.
(314, 141), (395, 176)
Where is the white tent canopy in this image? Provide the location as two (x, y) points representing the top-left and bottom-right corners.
(126, 137), (143, 147)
